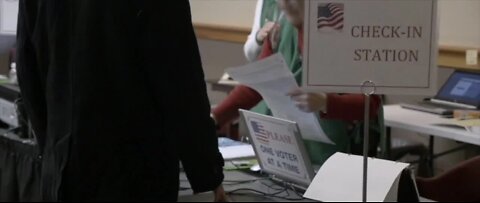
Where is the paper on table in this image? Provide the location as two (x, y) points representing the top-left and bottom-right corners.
(450, 119), (480, 127)
(219, 145), (256, 161)
(304, 153), (410, 202)
(433, 119), (480, 134)
(226, 54), (334, 144)
(471, 127), (480, 134)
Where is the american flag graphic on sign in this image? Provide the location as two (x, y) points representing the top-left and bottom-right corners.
(251, 121), (269, 144)
(317, 3), (344, 31)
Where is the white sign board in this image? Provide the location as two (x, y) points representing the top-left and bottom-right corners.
(303, 0), (438, 95)
(0, 0), (19, 35)
(241, 110), (315, 187)
(304, 153), (413, 202)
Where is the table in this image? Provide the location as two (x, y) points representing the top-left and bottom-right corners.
(384, 105), (480, 145)
(178, 169), (434, 202)
(206, 79), (237, 94)
(178, 170), (311, 202)
(383, 105), (480, 175)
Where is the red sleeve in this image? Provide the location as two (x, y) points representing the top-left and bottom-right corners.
(259, 38), (274, 59)
(321, 94), (382, 122)
(212, 85), (263, 127)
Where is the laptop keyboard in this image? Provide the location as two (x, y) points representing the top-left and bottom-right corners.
(400, 103), (454, 115)
(417, 101), (458, 110)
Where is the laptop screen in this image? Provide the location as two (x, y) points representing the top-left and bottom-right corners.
(435, 71), (480, 107)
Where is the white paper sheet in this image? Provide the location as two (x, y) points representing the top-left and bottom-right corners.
(304, 153), (410, 202)
(226, 54), (334, 144)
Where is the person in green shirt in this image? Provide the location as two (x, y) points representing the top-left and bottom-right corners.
(213, 0), (385, 166)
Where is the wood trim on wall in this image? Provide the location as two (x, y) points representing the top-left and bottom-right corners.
(438, 46), (480, 72)
(194, 23), (480, 71)
(194, 23), (250, 44)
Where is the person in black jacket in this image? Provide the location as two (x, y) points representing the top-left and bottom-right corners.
(16, 0), (226, 201)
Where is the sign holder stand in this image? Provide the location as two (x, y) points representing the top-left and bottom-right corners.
(360, 80), (376, 202)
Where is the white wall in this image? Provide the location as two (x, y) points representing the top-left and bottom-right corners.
(198, 39), (248, 104)
(190, 0), (257, 28)
(438, 0), (480, 47)
(191, 0), (480, 47)
(0, 0), (19, 35)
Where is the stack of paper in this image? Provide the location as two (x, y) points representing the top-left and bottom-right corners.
(453, 110), (480, 120)
(434, 119), (480, 134)
(219, 145), (255, 161)
(218, 137), (255, 161)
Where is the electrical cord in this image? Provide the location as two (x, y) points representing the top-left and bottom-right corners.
(260, 181), (285, 191)
(180, 178), (265, 185)
(178, 178), (266, 191)
(226, 188), (305, 201)
(179, 177), (306, 201)
(223, 179), (265, 186)
(179, 187), (191, 191)
(225, 178), (306, 201)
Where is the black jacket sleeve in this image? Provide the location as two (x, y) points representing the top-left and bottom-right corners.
(16, 0), (47, 149)
(138, 0), (224, 193)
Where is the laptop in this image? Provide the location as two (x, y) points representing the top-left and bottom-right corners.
(401, 71), (480, 115)
(239, 109), (320, 190)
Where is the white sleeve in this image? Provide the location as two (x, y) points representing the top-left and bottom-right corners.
(244, 0), (264, 62)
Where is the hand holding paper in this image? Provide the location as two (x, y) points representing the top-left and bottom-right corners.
(226, 54), (334, 144)
(287, 88), (328, 113)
